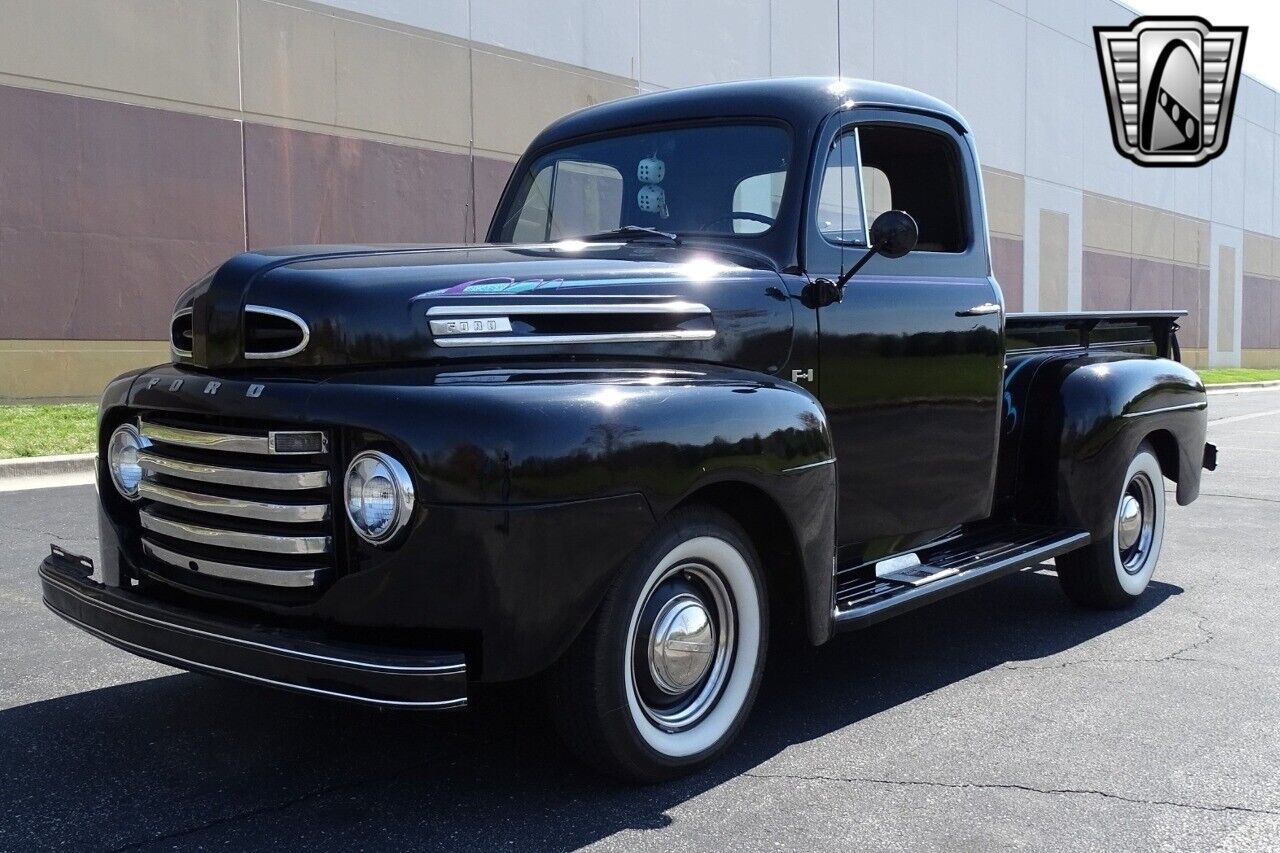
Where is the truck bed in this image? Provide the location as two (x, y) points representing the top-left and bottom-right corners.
(1005, 310), (1186, 360)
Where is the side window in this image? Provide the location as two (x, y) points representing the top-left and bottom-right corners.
(732, 171), (787, 234)
(815, 132), (867, 245)
(511, 160), (624, 242)
(857, 125), (968, 253)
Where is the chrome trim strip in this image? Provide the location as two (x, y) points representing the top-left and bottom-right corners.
(169, 307), (193, 359)
(43, 601), (467, 708)
(141, 421), (328, 457)
(434, 329), (716, 348)
(140, 420), (272, 455)
(142, 539), (322, 588)
(41, 573), (466, 674)
(138, 480), (329, 523)
(140, 509), (330, 555)
(1121, 401), (1208, 418)
(244, 304), (310, 360)
(425, 301), (711, 317)
(138, 450), (329, 491)
(782, 458), (836, 473)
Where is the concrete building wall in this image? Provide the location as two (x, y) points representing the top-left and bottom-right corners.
(1, 0), (1278, 397)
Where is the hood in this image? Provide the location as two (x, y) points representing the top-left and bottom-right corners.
(173, 243), (794, 374)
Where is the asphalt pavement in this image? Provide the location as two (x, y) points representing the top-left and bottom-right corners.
(2, 389), (1278, 851)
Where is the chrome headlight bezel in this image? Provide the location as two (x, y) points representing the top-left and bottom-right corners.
(106, 423), (150, 500)
(343, 450), (415, 545)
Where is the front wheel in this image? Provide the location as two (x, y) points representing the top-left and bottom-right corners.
(548, 506), (767, 782)
(1057, 442), (1167, 609)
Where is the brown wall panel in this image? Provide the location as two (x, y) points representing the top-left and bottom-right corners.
(474, 156), (516, 239)
(1172, 264), (1209, 349)
(0, 85), (245, 340)
(1131, 258), (1174, 311)
(1082, 250), (1132, 311)
(1241, 276), (1275, 349)
(243, 123), (472, 247)
(990, 235), (1023, 312)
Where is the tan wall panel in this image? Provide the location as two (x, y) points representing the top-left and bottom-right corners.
(0, 341), (168, 400)
(1243, 231), (1273, 277)
(982, 169), (1024, 238)
(1217, 245), (1237, 353)
(333, 16), (471, 147)
(241, 0), (339, 126)
(1039, 209), (1069, 312)
(1131, 206), (1176, 261)
(1241, 349), (1280, 368)
(0, 0), (240, 111)
(1082, 193), (1131, 254)
(1173, 215), (1209, 267)
(1180, 348), (1208, 369)
(472, 50), (636, 156)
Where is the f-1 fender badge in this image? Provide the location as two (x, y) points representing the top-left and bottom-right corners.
(792, 368), (814, 383)
(1095, 16), (1247, 167)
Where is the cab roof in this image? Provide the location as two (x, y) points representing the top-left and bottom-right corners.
(527, 77), (970, 153)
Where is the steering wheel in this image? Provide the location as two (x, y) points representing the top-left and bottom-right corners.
(698, 211), (776, 232)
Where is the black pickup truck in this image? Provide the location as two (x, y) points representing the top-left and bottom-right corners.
(40, 78), (1214, 781)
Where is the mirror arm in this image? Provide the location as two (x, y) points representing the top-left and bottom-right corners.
(834, 242), (882, 292)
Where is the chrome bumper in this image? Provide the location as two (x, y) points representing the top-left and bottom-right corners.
(39, 546), (467, 709)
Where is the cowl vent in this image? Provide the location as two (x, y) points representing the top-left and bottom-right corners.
(245, 305), (309, 360)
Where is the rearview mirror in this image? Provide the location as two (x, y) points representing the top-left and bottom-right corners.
(869, 210), (918, 259)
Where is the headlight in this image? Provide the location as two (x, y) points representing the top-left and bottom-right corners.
(107, 423), (150, 500)
(344, 450), (415, 545)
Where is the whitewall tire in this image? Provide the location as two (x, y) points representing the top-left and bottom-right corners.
(1058, 443), (1166, 608)
(548, 506), (768, 781)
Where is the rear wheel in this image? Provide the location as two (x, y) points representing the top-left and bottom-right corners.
(1057, 442), (1166, 609)
(548, 506), (767, 782)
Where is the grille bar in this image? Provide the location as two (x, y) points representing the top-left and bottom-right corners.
(142, 539), (324, 588)
(138, 449), (329, 491)
(141, 420), (272, 455)
(140, 508), (331, 555)
(138, 480), (329, 523)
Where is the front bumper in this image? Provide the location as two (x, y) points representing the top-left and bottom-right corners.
(39, 546), (467, 709)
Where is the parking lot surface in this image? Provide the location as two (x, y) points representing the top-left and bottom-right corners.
(2, 389), (1278, 851)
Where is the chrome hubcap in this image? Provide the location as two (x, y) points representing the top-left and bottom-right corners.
(1118, 472), (1157, 574)
(1117, 495), (1143, 551)
(648, 595), (716, 694)
(631, 561), (735, 732)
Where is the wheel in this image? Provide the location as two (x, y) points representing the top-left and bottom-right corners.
(1057, 442), (1166, 609)
(548, 506), (768, 782)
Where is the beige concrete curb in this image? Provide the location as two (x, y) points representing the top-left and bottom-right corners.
(1205, 380), (1280, 392)
(0, 452), (96, 480)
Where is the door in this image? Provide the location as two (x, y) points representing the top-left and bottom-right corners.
(804, 111), (1005, 559)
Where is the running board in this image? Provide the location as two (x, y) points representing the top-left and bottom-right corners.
(832, 525), (1090, 632)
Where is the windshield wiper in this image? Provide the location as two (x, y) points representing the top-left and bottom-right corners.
(576, 226), (682, 245)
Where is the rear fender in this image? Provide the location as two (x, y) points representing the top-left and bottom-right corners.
(1022, 354), (1207, 538)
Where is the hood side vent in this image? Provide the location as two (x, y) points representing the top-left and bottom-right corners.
(170, 308), (193, 360)
(244, 305), (310, 360)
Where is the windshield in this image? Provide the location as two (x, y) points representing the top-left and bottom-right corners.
(492, 124), (791, 242)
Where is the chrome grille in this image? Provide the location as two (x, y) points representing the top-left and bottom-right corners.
(135, 418), (334, 590)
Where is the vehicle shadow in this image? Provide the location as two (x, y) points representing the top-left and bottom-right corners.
(1, 567), (1180, 851)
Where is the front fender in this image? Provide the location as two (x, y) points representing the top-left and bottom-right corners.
(1037, 354), (1207, 538)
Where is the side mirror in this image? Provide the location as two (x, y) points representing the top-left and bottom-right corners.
(804, 209), (920, 308)
(869, 210), (918, 259)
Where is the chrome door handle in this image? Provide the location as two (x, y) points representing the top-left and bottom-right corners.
(956, 303), (1001, 317)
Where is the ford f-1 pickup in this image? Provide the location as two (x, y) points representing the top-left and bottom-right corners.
(39, 78), (1215, 781)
